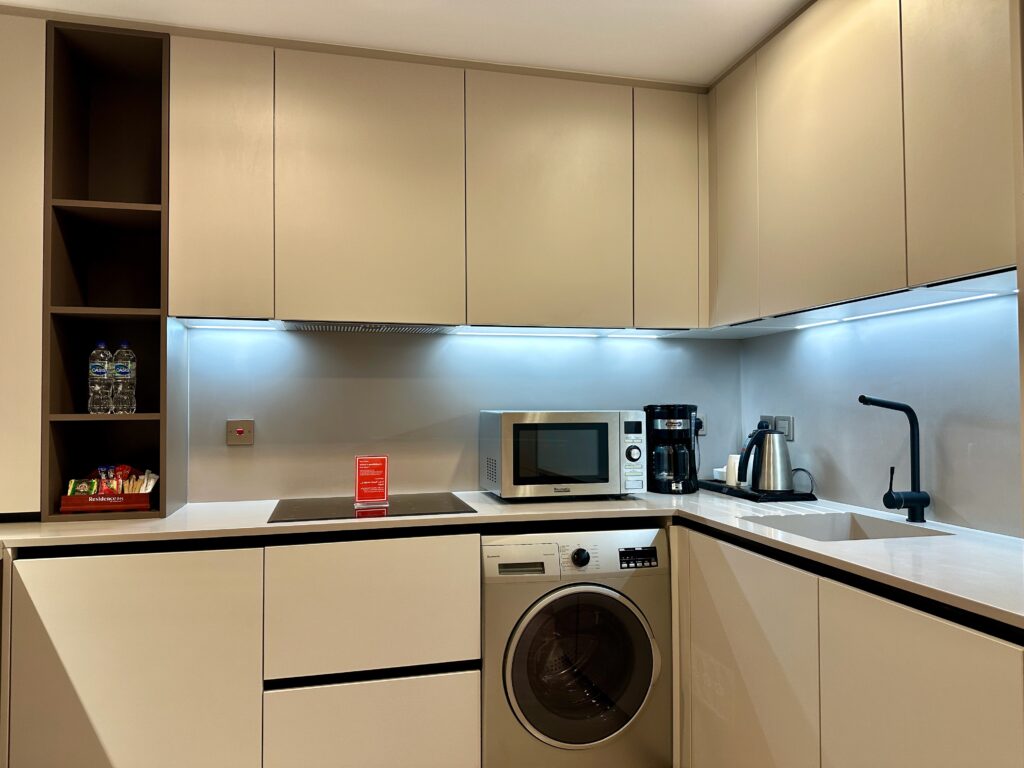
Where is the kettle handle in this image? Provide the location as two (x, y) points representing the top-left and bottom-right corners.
(737, 429), (767, 484)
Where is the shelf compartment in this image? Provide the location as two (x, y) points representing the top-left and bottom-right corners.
(48, 314), (161, 415)
(50, 204), (161, 309)
(49, 25), (165, 204)
(46, 419), (161, 518)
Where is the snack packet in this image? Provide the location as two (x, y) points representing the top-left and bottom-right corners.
(68, 479), (98, 496)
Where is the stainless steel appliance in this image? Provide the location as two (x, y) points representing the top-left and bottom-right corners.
(482, 529), (672, 767)
(644, 404), (700, 494)
(479, 411), (646, 499)
(739, 426), (794, 492)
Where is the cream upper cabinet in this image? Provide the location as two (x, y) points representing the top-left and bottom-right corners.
(689, 533), (819, 768)
(634, 88), (700, 329)
(9, 549), (263, 767)
(169, 37), (274, 318)
(903, 0), (1021, 285)
(820, 580), (1024, 768)
(275, 50), (465, 325)
(466, 70), (632, 328)
(756, 0), (906, 316)
(709, 57), (759, 326)
(0, 15), (43, 514)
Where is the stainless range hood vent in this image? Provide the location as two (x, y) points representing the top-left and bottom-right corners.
(281, 321), (454, 334)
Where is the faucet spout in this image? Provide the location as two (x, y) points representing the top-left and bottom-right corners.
(858, 395), (931, 523)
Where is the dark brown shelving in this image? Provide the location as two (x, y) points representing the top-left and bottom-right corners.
(41, 21), (183, 523)
(51, 307), (162, 318)
(49, 413), (161, 422)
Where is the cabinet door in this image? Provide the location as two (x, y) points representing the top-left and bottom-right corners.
(709, 58), (759, 327)
(903, 0), (1020, 285)
(169, 37), (274, 318)
(0, 15), (43, 514)
(820, 580), (1024, 768)
(634, 88), (700, 329)
(757, 0), (906, 316)
(264, 534), (480, 679)
(275, 50), (465, 325)
(264, 671), (480, 768)
(9, 549), (263, 768)
(466, 70), (632, 328)
(689, 533), (819, 768)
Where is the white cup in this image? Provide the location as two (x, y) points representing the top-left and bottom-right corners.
(725, 454), (742, 487)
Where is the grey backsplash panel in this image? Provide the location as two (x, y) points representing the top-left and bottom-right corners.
(188, 295), (1022, 536)
(738, 295), (1022, 536)
(187, 332), (742, 503)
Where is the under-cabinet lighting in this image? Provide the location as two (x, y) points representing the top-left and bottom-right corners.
(454, 331), (601, 338)
(841, 293), (1001, 322)
(188, 324), (277, 331)
(794, 320), (840, 330)
(607, 334), (662, 339)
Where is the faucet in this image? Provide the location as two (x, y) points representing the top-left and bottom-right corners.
(858, 395), (931, 523)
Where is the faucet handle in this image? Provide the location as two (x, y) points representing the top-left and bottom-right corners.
(883, 466), (902, 510)
(887, 466), (895, 494)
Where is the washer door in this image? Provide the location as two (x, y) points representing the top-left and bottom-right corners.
(504, 584), (662, 749)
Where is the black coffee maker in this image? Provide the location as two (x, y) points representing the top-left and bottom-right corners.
(644, 404), (701, 494)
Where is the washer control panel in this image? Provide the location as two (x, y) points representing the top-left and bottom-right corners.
(482, 529), (667, 581)
(619, 546), (659, 569)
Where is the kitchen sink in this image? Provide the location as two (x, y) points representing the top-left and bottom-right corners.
(739, 512), (953, 542)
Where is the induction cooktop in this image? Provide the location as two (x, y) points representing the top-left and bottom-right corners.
(268, 492), (476, 524)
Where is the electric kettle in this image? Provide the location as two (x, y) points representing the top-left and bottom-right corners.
(738, 426), (794, 492)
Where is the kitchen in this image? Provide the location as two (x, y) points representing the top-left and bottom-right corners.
(0, 0), (1022, 766)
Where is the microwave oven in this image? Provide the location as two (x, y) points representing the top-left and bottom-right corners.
(479, 410), (647, 499)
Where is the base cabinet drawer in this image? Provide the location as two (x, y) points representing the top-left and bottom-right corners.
(263, 671), (481, 768)
(264, 534), (481, 679)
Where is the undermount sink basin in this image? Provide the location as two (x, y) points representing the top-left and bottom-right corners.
(740, 512), (953, 542)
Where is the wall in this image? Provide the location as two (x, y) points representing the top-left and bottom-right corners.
(187, 331), (742, 502)
(739, 295), (1022, 536)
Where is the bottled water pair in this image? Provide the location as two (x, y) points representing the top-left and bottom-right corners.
(87, 342), (136, 414)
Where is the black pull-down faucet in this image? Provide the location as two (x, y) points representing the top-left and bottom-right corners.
(858, 395), (931, 523)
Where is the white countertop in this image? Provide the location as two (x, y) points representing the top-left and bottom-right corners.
(2, 491), (1023, 631)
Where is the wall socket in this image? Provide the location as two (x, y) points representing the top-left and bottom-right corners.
(226, 419), (255, 446)
(775, 415), (795, 442)
(758, 414), (776, 430)
(697, 413), (707, 436)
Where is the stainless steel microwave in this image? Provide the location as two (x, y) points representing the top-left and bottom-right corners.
(479, 410), (647, 499)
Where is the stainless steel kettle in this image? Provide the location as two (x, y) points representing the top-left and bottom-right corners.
(738, 427), (794, 492)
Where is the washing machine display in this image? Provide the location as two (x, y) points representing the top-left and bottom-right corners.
(504, 584), (660, 749)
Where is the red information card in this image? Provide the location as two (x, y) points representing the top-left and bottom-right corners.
(354, 455), (389, 505)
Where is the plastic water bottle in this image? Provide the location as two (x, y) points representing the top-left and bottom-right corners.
(112, 342), (137, 414)
(87, 342), (113, 414)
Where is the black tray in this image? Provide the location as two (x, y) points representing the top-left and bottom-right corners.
(698, 479), (817, 503)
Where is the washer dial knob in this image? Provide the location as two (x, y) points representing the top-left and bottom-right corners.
(625, 445), (643, 462)
(570, 548), (591, 568)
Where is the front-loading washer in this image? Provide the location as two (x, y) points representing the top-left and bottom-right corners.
(482, 528), (672, 767)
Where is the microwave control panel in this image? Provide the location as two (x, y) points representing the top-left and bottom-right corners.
(621, 410), (647, 494)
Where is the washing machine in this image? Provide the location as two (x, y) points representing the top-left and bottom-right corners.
(482, 528), (672, 767)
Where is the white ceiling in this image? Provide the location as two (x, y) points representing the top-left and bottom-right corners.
(9, 0), (807, 84)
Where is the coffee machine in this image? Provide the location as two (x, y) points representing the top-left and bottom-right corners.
(644, 404), (701, 494)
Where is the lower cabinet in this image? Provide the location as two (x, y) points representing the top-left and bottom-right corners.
(8, 549), (263, 767)
(819, 580), (1024, 768)
(688, 533), (819, 768)
(263, 670), (481, 768)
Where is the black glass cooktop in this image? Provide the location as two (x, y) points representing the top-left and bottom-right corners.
(268, 492), (476, 524)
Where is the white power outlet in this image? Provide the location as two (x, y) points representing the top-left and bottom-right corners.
(776, 415), (795, 442)
(697, 413), (707, 436)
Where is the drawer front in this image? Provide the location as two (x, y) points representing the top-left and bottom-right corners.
(263, 671), (481, 768)
(265, 534), (481, 679)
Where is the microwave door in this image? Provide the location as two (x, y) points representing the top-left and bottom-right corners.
(504, 416), (620, 497)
